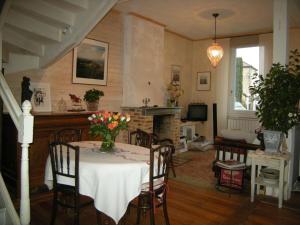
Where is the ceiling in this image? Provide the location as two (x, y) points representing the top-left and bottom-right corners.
(114, 0), (300, 40)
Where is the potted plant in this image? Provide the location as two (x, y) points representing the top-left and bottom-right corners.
(250, 49), (300, 152)
(84, 88), (104, 111)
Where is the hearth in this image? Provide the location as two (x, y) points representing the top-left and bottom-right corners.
(122, 107), (181, 148)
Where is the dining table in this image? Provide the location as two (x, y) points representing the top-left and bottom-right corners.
(44, 141), (152, 224)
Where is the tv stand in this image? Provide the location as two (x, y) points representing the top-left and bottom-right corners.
(180, 121), (200, 143)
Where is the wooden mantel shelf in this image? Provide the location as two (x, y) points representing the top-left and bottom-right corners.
(122, 106), (181, 116)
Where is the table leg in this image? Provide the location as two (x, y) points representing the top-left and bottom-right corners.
(278, 159), (284, 208)
(256, 165), (261, 195)
(251, 160), (256, 203)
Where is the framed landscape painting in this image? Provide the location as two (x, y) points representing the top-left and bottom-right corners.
(197, 71), (211, 91)
(73, 39), (108, 85)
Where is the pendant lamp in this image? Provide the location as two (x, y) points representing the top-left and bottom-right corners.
(207, 13), (224, 67)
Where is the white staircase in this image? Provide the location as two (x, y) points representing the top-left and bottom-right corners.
(0, 0), (118, 224)
(2, 0), (118, 74)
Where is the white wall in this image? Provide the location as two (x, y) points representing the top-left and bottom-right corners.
(164, 32), (193, 117)
(122, 14), (165, 107)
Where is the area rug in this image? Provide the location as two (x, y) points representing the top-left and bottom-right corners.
(171, 149), (216, 189)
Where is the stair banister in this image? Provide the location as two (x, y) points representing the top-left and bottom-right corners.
(0, 72), (33, 225)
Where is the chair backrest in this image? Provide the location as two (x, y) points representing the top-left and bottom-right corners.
(152, 133), (174, 145)
(128, 129), (152, 148)
(49, 141), (80, 191)
(149, 144), (173, 192)
(214, 136), (259, 163)
(54, 128), (82, 142)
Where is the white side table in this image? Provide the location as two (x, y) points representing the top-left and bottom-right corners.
(249, 150), (290, 208)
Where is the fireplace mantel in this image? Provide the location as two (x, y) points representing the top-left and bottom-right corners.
(121, 106), (181, 116)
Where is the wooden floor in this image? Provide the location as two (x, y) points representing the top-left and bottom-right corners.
(29, 180), (300, 225)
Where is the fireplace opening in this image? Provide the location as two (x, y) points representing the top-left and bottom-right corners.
(153, 115), (172, 140)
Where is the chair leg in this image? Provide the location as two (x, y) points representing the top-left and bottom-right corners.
(162, 197), (170, 225)
(96, 210), (102, 225)
(149, 194), (155, 225)
(136, 196), (142, 225)
(170, 156), (176, 177)
(74, 195), (80, 225)
(50, 192), (58, 225)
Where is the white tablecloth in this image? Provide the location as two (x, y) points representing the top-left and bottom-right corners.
(44, 141), (151, 224)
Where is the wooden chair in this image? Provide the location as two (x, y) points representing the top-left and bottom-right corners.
(53, 128), (82, 142)
(128, 128), (152, 148)
(135, 144), (173, 225)
(213, 136), (260, 191)
(49, 141), (93, 225)
(152, 133), (176, 177)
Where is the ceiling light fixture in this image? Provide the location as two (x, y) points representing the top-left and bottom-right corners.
(207, 13), (224, 67)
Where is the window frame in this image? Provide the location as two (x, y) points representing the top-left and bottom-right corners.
(228, 46), (262, 119)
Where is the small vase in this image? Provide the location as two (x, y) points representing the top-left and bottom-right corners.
(263, 130), (283, 153)
(86, 100), (99, 111)
(100, 134), (115, 152)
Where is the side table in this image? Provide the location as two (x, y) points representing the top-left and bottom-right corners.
(249, 150), (290, 208)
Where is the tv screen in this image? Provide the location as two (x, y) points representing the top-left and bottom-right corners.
(187, 104), (207, 121)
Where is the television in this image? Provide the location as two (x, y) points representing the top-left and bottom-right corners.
(187, 103), (207, 121)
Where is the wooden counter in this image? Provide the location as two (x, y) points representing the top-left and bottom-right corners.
(1, 112), (94, 197)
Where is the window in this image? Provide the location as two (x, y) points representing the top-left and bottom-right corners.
(229, 45), (262, 116)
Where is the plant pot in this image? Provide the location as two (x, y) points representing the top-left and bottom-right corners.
(263, 130), (283, 153)
(86, 101), (99, 111)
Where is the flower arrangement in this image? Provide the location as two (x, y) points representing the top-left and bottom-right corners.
(88, 111), (130, 151)
(167, 81), (184, 106)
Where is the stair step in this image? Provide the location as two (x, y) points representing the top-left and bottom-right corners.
(0, 208), (6, 225)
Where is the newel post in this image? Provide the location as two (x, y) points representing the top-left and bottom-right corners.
(18, 100), (34, 225)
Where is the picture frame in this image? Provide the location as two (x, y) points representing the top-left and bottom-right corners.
(197, 71), (211, 91)
(73, 38), (109, 85)
(30, 82), (52, 112)
(171, 65), (181, 85)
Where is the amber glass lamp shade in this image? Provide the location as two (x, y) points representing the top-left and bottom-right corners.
(207, 42), (224, 67)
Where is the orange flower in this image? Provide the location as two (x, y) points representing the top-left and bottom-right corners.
(108, 121), (118, 130)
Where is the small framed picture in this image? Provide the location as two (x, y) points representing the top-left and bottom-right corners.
(73, 38), (109, 85)
(171, 65), (181, 85)
(197, 72), (211, 91)
(30, 83), (52, 112)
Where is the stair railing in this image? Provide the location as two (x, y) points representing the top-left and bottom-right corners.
(0, 72), (33, 225)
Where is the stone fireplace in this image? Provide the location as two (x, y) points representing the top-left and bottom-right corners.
(121, 107), (181, 148)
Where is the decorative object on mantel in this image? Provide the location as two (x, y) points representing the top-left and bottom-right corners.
(88, 111), (130, 152)
(57, 98), (67, 112)
(167, 81), (184, 107)
(84, 88), (104, 111)
(69, 94), (84, 112)
(142, 97), (150, 107)
(207, 13), (224, 67)
(30, 82), (52, 112)
(21, 76), (33, 103)
(250, 49), (300, 153)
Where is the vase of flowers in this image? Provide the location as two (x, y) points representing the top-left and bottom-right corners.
(167, 81), (184, 107)
(88, 111), (130, 152)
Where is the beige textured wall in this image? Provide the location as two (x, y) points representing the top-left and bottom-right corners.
(164, 32), (193, 118)
(191, 39), (231, 140)
(5, 10), (123, 112)
(190, 28), (300, 140)
(122, 14), (165, 107)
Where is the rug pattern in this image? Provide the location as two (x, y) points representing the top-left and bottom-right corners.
(171, 149), (216, 189)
